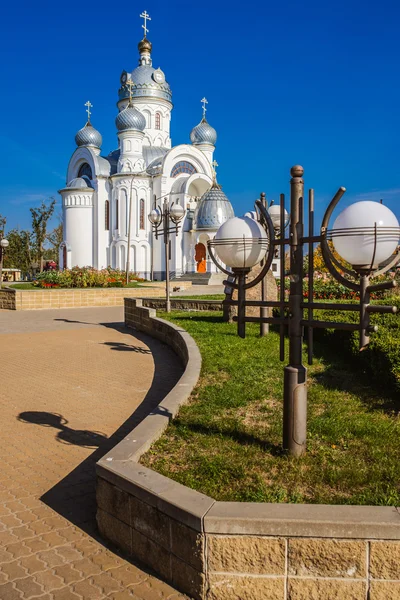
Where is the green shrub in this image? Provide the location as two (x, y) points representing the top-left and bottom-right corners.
(313, 296), (400, 394)
(34, 267), (144, 288)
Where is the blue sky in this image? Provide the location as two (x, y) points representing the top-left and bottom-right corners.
(0, 0), (399, 233)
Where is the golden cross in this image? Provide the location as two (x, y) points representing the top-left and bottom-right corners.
(84, 101), (93, 121)
(126, 79), (134, 104)
(201, 97), (208, 119)
(140, 10), (151, 37)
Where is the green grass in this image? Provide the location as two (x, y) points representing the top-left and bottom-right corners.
(7, 283), (36, 289)
(141, 311), (400, 505)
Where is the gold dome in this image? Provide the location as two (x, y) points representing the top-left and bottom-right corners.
(138, 38), (152, 54)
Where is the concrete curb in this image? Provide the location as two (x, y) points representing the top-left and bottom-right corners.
(96, 298), (400, 600)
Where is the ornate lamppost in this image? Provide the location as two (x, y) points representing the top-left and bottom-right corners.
(208, 166), (400, 457)
(0, 237), (9, 289)
(148, 198), (185, 312)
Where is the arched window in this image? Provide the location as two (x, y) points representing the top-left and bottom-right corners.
(170, 161), (197, 178)
(155, 112), (161, 130)
(116, 199), (119, 229)
(105, 200), (110, 231)
(140, 199), (145, 230)
(78, 163), (92, 179)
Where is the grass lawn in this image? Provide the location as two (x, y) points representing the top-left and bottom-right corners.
(141, 311), (400, 505)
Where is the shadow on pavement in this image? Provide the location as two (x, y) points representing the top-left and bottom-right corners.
(17, 321), (183, 545)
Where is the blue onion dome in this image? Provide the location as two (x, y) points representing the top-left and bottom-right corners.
(118, 38), (172, 104)
(190, 117), (217, 146)
(194, 182), (234, 230)
(115, 104), (146, 132)
(75, 122), (102, 148)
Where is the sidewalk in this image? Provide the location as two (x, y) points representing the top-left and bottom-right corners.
(0, 307), (185, 599)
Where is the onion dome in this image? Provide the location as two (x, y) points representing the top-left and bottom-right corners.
(194, 182), (234, 230)
(75, 122), (102, 148)
(115, 105), (146, 132)
(118, 37), (172, 104)
(190, 117), (217, 146)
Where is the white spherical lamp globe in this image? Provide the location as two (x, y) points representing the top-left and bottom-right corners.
(268, 204), (289, 229)
(332, 201), (400, 269)
(214, 216), (268, 269)
(148, 208), (162, 226)
(170, 202), (185, 223)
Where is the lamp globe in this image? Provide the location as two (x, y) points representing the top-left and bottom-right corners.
(214, 216), (268, 269)
(0, 238), (9, 249)
(268, 204), (289, 230)
(170, 203), (185, 223)
(148, 208), (162, 226)
(332, 201), (399, 269)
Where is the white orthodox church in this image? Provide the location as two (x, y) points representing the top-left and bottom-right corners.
(59, 12), (234, 280)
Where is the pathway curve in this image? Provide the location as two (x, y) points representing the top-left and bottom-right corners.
(0, 307), (185, 600)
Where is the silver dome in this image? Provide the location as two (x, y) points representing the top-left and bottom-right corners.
(119, 66), (172, 103)
(116, 105), (146, 132)
(190, 118), (217, 146)
(194, 184), (234, 230)
(67, 177), (93, 189)
(75, 122), (102, 148)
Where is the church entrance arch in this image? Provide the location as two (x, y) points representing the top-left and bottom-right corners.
(195, 243), (206, 272)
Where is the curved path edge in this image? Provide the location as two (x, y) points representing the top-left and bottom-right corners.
(96, 298), (400, 600)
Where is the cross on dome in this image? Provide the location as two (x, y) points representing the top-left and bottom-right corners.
(126, 79), (134, 104)
(84, 101), (93, 122)
(212, 160), (218, 180)
(140, 10), (151, 38)
(201, 97), (208, 119)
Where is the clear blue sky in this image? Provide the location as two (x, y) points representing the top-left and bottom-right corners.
(0, 0), (399, 233)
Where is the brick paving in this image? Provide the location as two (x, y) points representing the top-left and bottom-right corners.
(0, 308), (185, 600)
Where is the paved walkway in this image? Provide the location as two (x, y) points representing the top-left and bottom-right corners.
(0, 308), (185, 600)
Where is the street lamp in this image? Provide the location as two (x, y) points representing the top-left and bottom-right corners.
(148, 198), (185, 312)
(0, 237), (9, 289)
(208, 166), (400, 457)
(208, 216), (269, 337)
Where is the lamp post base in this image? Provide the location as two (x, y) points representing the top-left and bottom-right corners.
(283, 365), (307, 457)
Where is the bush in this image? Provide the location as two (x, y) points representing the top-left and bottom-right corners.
(313, 296), (400, 395)
(34, 267), (144, 288)
(277, 272), (399, 300)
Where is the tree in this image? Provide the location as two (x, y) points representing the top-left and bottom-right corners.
(0, 214), (6, 238)
(45, 218), (63, 264)
(30, 199), (56, 272)
(3, 229), (33, 274)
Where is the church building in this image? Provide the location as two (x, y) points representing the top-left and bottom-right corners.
(59, 11), (234, 280)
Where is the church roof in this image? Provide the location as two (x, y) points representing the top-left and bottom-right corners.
(144, 146), (169, 174)
(194, 182), (234, 231)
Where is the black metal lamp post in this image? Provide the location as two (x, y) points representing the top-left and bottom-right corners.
(0, 237), (9, 289)
(148, 198), (185, 313)
(208, 165), (400, 457)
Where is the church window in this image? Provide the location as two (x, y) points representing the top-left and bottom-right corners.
(155, 112), (161, 130)
(140, 199), (145, 229)
(170, 161), (197, 178)
(116, 199), (119, 229)
(105, 200), (110, 230)
(78, 163), (92, 180)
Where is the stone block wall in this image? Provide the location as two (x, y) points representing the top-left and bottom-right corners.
(3, 287), (176, 310)
(0, 289), (16, 309)
(96, 298), (400, 600)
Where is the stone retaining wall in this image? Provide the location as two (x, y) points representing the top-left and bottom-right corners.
(96, 299), (400, 600)
(0, 285), (191, 310)
(0, 288), (16, 309)
(141, 298), (223, 311)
